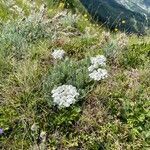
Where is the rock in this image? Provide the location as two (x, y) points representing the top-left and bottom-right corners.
(80, 0), (150, 34)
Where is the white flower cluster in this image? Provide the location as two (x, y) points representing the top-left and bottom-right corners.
(88, 55), (106, 72)
(89, 68), (108, 81)
(88, 55), (108, 81)
(51, 49), (66, 60)
(91, 55), (106, 66)
(51, 85), (79, 108)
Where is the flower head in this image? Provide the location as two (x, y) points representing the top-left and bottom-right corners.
(115, 28), (118, 32)
(88, 55), (108, 81)
(122, 20), (126, 24)
(51, 49), (66, 60)
(31, 123), (38, 131)
(51, 85), (79, 108)
(84, 14), (88, 18)
(90, 55), (106, 67)
(89, 68), (108, 81)
(88, 63), (99, 72)
(0, 128), (4, 135)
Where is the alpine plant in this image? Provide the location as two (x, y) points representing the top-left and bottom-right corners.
(88, 55), (108, 81)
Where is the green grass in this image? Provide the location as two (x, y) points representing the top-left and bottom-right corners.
(0, 1), (150, 149)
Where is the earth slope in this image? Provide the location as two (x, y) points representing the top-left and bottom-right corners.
(80, 0), (150, 34)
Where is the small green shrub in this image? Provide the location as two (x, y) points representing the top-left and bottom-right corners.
(103, 41), (118, 58)
(0, 17), (52, 59)
(121, 43), (150, 68)
(43, 58), (91, 107)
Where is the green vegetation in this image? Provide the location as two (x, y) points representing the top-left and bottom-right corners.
(0, 0), (150, 149)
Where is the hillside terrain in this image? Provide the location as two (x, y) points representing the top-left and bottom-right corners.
(0, 0), (150, 149)
(81, 0), (150, 34)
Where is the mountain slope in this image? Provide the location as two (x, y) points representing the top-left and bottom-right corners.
(80, 0), (150, 33)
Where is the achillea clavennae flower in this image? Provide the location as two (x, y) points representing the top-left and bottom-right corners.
(51, 85), (79, 108)
(89, 68), (108, 81)
(88, 55), (107, 72)
(88, 55), (108, 81)
(88, 63), (99, 72)
(90, 55), (106, 67)
(51, 49), (66, 60)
